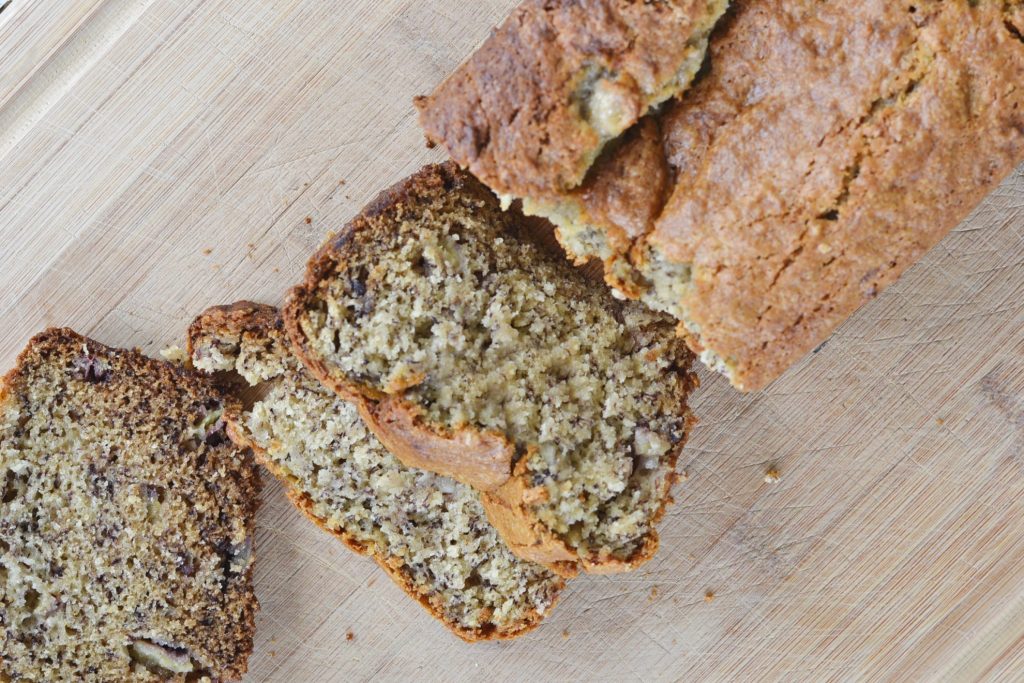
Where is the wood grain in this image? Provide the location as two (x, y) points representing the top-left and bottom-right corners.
(1, 1), (1023, 680)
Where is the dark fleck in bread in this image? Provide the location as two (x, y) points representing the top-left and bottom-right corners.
(188, 302), (565, 641)
(519, 0), (1024, 391)
(283, 164), (697, 577)
(0, 329), (259, 682)
(415, 0), (730, 198)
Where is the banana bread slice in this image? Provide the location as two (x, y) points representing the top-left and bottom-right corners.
(0, 329), (259, 682)
(415, 0), (730, 199)
(284, 163), (697, 576)
(519, 0), (1024, 391)
(188, 302), (565, 640)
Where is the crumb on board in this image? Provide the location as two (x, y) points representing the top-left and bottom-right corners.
(680, 470), (690, 481)
(705, 591), (715, 603)
(562, 629), (570, 640)
(764, 467), (780, 484)
(202, 248), (212, 256)
(339, 179), (346, 185)
(346, 631), (355, 642)
(305, 216), (312, 224)
(936, 417), (945, 426)
(649, 586), (659, 602)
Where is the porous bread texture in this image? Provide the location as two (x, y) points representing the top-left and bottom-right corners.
(285, 164), (696, 576)
(188, 302), (564, 641)
(415, 0), (730, 198)
(520, 0), (1024, 391)
(0, 329), (259, 682)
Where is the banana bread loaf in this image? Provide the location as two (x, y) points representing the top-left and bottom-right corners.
(284, 163), (697, 576)
(188, 302), (565, 640)
(507, 0), (1024, 391)
(415, 0), (730, 198)
(0, 329), (259, 682)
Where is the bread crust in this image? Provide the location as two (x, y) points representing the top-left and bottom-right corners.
(357, 397), (514, 492)
(576, 116), (670, 258)
(1, 327), (260, 682)
(420, 1), (1024, 392)
(189, 301), (562, 641)
(536, 0), (1024, 391)
(284, 164), (697, 577)
(415, 0), (729, 198)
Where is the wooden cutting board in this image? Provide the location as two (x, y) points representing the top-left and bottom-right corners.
(2, 1), (1023, 680)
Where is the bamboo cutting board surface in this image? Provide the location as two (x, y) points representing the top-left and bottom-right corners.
(2, 2), (1024, 680)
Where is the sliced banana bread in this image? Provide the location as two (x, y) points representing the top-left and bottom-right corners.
(284, 164), (697, 576)
(0, 329), (259, 682)
(415, 0), (730, 199)
(188, 302), (565, 640)
(511, 0), (1024, 391)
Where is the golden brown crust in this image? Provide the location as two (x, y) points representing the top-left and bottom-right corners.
(415, 0), (728, 198)
(186, 301), (282, 353)
(547, 0), (1024, 391)
(357, 398), (514, 492)
(575, 116), (670, 255)
(1, 328), (260, 681)
(653, 0), (1024, 391)
(191, 302), (561, 642)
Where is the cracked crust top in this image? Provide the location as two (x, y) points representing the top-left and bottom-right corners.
(529, 0), (1024, 391)
(416, 0), (730, 198)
